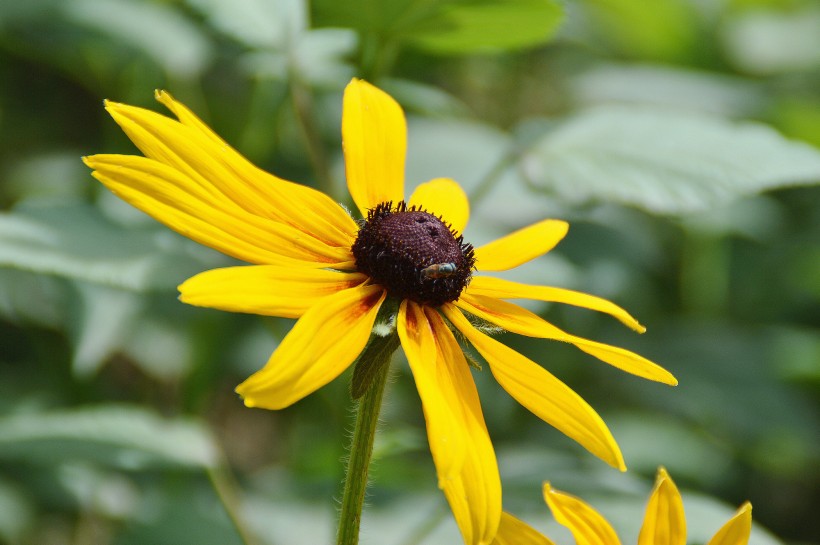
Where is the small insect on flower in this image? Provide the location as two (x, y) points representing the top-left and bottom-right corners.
(421, 262), (458, 279)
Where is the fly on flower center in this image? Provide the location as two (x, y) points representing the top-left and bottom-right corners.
(352, 201), (476, 307)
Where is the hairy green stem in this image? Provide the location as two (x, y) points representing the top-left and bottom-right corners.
(336, 341), (394, 545)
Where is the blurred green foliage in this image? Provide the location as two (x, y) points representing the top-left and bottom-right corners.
(1, 0), (818, 544)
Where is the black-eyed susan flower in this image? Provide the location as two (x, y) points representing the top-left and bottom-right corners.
(84, 79), (676, 545)
(493, 467), (753, 545)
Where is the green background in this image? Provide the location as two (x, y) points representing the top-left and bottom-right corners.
(1, 0), (818, 543)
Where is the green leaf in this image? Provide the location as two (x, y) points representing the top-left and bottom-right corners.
(313, 0), (564, 55)
(64, 0), (212, 78)
(0, 406), (220, 470)
(520, 106), (820, 214)
(0, 201), (208, 291)
(406, 0), (564, 55)
(579, 0), (700, 63)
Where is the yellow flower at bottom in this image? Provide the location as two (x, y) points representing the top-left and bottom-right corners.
(84, 79), (677, 545)
(493, 468), (753, 545)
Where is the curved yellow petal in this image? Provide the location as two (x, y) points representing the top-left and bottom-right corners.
(426, 306), (500, 545)
(408, 177), (470, 235)
(639, 467), (686, 545)
(105, 96), (358, 248)
(492, 512), (557, 545)
(84, 155), (355, 267)
(443, 304), (625, 471)
(342, 79), (406, 216)
(466, 276), (646, 333)
(398, 300), (466, 483)
(706, 503), (752, 545)
(543, 483), (621, 545)
(179, 266), (368, 318)
(474, 219), (568, 272)
(457, 294), (677, 386)
(236, 284), (385, 409)
(399, 302), (502, 545)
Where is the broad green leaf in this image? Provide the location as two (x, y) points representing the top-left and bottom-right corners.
(186, 0), (305, 49)
(721, 6), (820, 75)
(579, 0), (700, 63)
(0, 478), (33, 544)
(407, 0), (564, 55)
(313, 0), (564, 55)
(311, 0), (415, 33)
(0, 201), (207, 291)
(0, 406), (219, 470)
(570, 64), (765, 117)
(520, 106), (820, 214)
(70, 282), (143, 378)
(64, 0), (212, 78)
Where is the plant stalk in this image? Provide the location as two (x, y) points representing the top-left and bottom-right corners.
(336, 347), (393, 545)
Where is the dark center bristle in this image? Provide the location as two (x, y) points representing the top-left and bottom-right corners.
(351, 201), (475, 306)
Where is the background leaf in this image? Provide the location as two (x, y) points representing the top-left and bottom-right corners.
(0, 201), (210, 291)
(0, 406), (220, 470)
(520, 106), (820, 214)
(406, 0), (564, 55)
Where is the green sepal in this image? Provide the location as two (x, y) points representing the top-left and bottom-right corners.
(350, 332), (400, 399)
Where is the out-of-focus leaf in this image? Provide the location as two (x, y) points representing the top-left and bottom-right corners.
(70, 282), (142, 378)
(0, 268), (67, 327)
(57, 463), (139, 518)
(313, 0), (563, 55)
(0, 201), (206, 291)
(608, 413), (732, 484)
(379, 78), (471, 118)
(683, 493), (782, 545)
(5, 152), (90, 202)
(0, 406), (220, 470)
(116, 481), (243, 545)
(0, 478), (33, 545)
(240, 28), (356, 85)
(721, 6), (820, 75)
(520, 106), (820, 214)
(64, 0), (212, 78)
(406, 0), (564, 55)
(579, 0), (700, 62)
(186, 0), (304, 49)
(773, 97), (820, 148)
(570, 64), (765, 117)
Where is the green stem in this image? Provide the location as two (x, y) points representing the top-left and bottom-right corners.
(336, 344), (394, 545)
(207, 464), (258, 545)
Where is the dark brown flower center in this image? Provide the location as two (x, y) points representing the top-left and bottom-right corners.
(352, 201), (475, 306)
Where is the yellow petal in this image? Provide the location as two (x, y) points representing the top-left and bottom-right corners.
(236, 285), (385, 409)
(543, 483), (621, 545)
(398, 301), (466, 483)
(638, 467), (686, 545)
(179, 266), (368, 318)
(492, 512), (557, 545)
(105, 97), (358, 248)
(428, 306), (501, 545)
(474, 219), (568, 272)
(443, 304), (625, 471)
(84, 155), (355, 267)
(408, 177), (470, 235)
(342, 79), (406, 216)
(466, 276), (646, 333)
(457, 294), (677, 386)
(706, 503), (752, 545)
(400, 303), (503, 544)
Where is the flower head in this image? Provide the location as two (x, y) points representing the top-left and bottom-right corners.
(84, 79), (676, 545)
